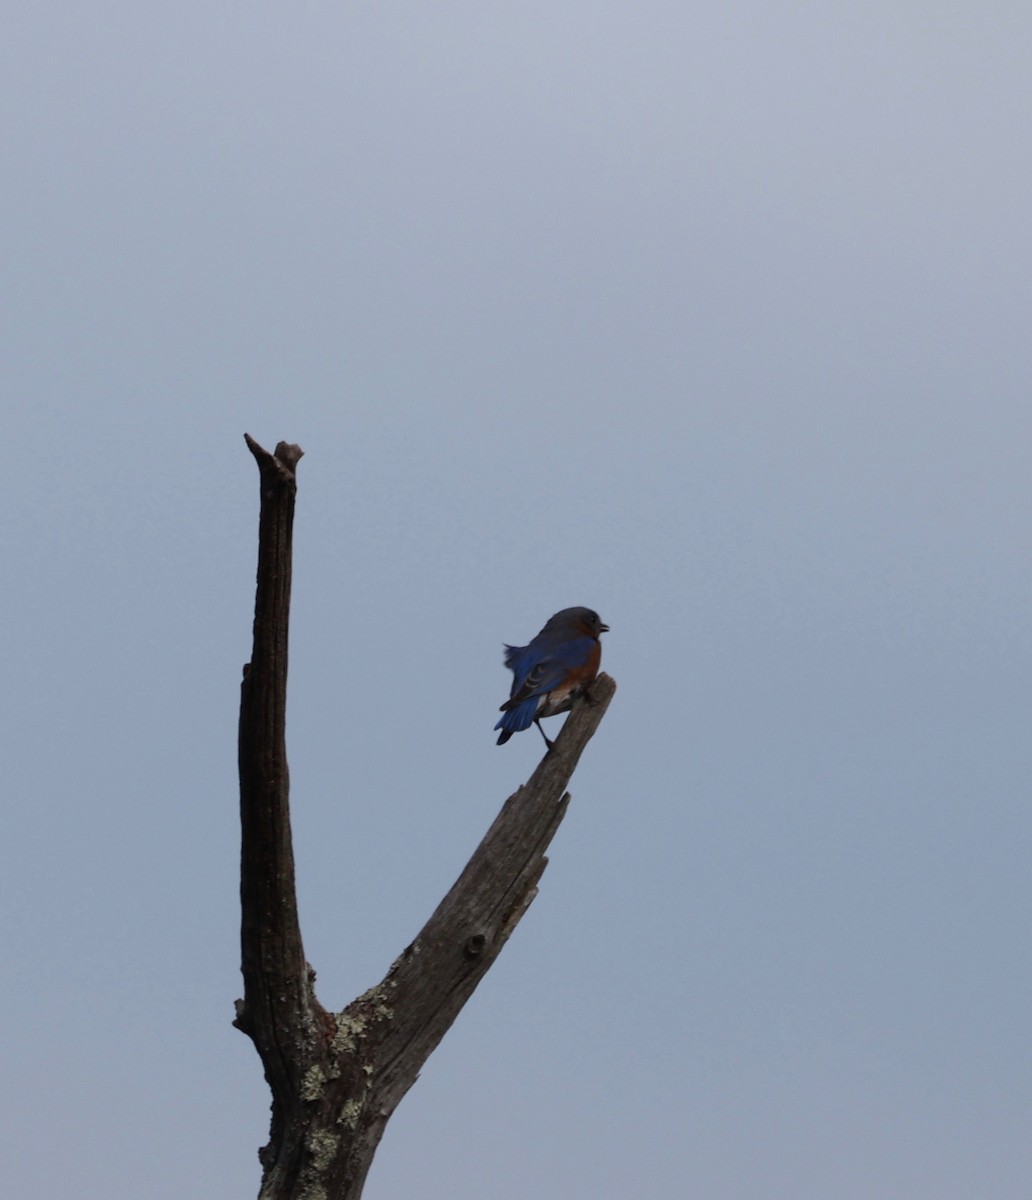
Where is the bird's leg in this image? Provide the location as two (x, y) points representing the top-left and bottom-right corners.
(534, 718), (555, 750)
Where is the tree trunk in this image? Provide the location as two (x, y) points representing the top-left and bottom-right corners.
(235, 435), (616, 1199)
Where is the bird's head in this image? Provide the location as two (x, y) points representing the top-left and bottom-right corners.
(547, 606), (609, 639)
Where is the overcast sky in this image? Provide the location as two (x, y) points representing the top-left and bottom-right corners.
(3, 2), (1031, 1197)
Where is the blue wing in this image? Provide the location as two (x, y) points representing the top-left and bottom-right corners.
(494, 636), (596, 738)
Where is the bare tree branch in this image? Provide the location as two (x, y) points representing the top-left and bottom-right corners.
(235, 435), (616, 1200)
(236, 436), (325, 1158)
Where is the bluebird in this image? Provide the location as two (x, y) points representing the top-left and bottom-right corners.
(495, 607), (609, 748)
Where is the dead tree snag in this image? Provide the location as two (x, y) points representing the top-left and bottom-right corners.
(235, 435), (616, 1200)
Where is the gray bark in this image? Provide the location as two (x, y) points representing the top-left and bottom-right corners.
(235, 435), (617, 1200)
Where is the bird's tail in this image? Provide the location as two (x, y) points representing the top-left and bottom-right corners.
(494, 696), (541, 744)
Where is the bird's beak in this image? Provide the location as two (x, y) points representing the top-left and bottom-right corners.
(600, 623), (610, 633)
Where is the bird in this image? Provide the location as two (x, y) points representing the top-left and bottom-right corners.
(495, 607), (609, 748)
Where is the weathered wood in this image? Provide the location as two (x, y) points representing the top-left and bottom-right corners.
(236, 435), (327, 1193)
(235, 435), (616, 1200)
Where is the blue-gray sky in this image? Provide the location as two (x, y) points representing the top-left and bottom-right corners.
(4, 3), (1031, 1196)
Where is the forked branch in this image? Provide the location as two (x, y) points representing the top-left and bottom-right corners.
(235, 435), (616, 1200)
